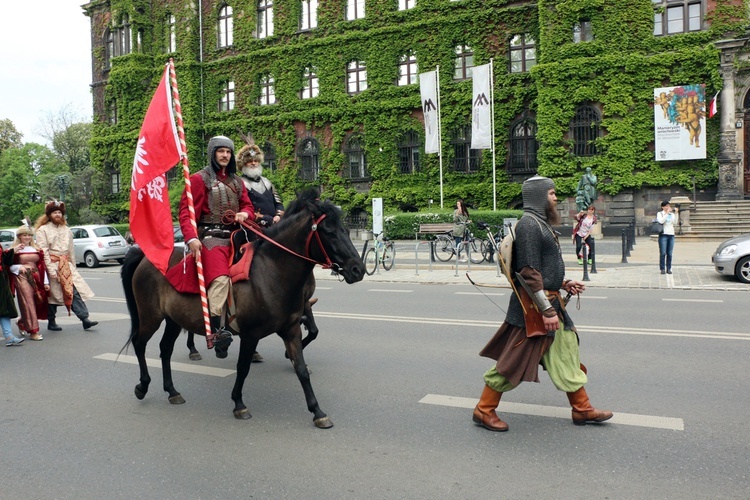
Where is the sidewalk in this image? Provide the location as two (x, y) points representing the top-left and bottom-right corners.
(316, 236), (750, 291)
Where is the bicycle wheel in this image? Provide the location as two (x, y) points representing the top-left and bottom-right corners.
(469, 237), (485, 264)
(434, 236), (455, 262)
(364, 247), (378, 275)
(381, 241), (395, 270)
(481, 239), (494, 263)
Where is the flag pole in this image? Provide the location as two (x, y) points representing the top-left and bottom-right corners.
(168, 58), (215, 350)
(436, 66), (444, 209)
(490, 58), (497, 211)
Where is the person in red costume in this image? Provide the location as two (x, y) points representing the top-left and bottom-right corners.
(178, 135), (254, 359)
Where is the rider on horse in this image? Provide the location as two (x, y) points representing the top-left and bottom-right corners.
(178, 136), (254, 359)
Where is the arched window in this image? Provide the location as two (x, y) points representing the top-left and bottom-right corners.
(451, 126), (480, 173)
(343, 133), (367, 180)
(570, 105), (600, 157)
(397, 131), (420, 174)
(508, 114), (538, 174)
(298, 137), (320, 180)
(262, 141), (277, 172)
(218, 4), (233, 48)
(257, 0), (274, 39)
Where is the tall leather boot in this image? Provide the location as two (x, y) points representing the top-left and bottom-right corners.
(47, 305), (62, 331)
(567, 386), (613, 425)
(472, 385), (509, 432)
(210, 316), (232, 359)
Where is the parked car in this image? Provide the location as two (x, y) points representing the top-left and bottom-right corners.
(0, 228), (17, 251)
(174, 225), (185, 250)
(712, 234), (750, 284)
(70, 225), (129, 268)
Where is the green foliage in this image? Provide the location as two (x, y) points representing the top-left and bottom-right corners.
(0, 118), (23, 154)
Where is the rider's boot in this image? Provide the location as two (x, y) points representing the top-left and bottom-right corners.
(210, 316), (232, 359)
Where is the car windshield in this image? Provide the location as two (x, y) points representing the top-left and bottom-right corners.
(93, 226), (120, 237)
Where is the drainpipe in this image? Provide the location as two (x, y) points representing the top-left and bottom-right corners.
(198, 0), (205, 128)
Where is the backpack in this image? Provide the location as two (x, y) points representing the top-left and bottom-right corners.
(496, 216), (547, 286)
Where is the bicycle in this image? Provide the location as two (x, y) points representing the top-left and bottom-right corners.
(363, 232), (396, 275)
(433, 224), (485, 264)
(476, 221), (507, 263)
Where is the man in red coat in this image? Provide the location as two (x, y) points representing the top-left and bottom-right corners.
(178, 136), (254, 358)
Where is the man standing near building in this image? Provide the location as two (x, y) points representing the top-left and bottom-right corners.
(35, 201), (98, 332)
(178, 136), (254, 359)
(472, 175), (612, 432)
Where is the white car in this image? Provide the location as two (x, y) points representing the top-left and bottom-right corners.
(70, 225), (129, 268)
(0, 228), (18, 251)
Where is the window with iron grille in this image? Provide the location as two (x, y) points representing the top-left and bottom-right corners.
(453, 45), (474, 81)
(298, 138), (320, 180)
(343, 134), (368, 179)
(259, 75), (275, 105)
(451, 126), (480, 173)
(347, 61), (367, 95)
(262, 142), (277, 172)
(509, 35), (535, 73)
(398, 131), (420, 174)
(219, 81), (235, 112)
(652, 1), (703, 36)
(257, 0), (274, 39)
(300, 0), (318, 31)
(570, 105), (600, 157)
(508, 115), (538, 174)
(167, 14), (176, 52)
(573, 20), (593, 43)
(398, 0), (416, 10)
(347, 0), (365, 20)
(397, 53), (418, 86)
(218, 4), (233, 48)
(300, 67), (319, 99)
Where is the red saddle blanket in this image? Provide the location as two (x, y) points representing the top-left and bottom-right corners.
(164, 243), (254, 294)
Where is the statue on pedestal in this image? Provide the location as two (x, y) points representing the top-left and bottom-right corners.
(576, 167), (598, 211)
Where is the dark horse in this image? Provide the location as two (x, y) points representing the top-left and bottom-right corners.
(120, 189), (365, 427)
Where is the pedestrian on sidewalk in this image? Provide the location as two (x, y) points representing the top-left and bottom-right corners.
(573, 205), (597, 265)
(452, 199), (471, 263)
(657, 200), (676, 274)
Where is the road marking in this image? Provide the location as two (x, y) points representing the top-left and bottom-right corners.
(92, 297), (126, 303)
(419, 394), (684, 431)
(367, 289), (413, 293)
(455, 292), (505, 296)
(662, 298), (723, 303)
(94, 353), (235, 378)
(52, 312), (130, 324)
(315, 286), (332, 290)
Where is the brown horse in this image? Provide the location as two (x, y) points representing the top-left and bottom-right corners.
(120, 189), (364, 428)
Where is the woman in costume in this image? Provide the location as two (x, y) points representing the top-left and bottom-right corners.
(10, 225), (49, 341)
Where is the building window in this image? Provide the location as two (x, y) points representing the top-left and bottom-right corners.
(653, 1), (703, 35)
(262, 142), (277, 172)
(118, 15), (132, 56)
(451, 126), (480, 173)
(508, 114), (538, 174)
(573, 20), (593, 43)
(218, 4), (233, 48)
(509, 34), (535, 73)
(570, 104), (600, 157)
(300, 67), (319, 99)
(219, 81), (235, 112)
(298, 137), (320, 181)
(347, 60), (367, 95)
(167, 14), (177, 52)
(398, 131), (420, 174)
(397, 53), (418, 86)
(110, 172), (121, 194)
(398, 0), (416, 10)
(259, 75), (275, 105)
(257, 0), (274, 39)
(347, 0), (365, 20)
(300, 0), (318, 31)
(107, 100), (118, 125)
(453, 45), (474, 81)
(344, 134), (367, 180)
(104, 29), (114, 69)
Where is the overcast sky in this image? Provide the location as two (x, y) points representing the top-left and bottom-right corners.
(0, 1), (92, 145)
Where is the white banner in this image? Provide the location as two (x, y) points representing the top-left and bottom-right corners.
(471, 63), (492, 149)
(653, 84), (706, 161)
(419, 71), (440, 154)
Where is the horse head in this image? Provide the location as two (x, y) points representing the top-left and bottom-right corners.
(285, 188), (365, 284)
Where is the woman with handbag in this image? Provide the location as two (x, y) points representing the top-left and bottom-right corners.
(573, 205), (597, 265)
(657, 200), (677, 274)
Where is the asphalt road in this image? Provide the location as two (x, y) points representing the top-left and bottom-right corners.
(1, 264), (748, 499)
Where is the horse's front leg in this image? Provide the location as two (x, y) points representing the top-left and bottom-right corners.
(231, 334), (259, 420)
(160, 319), (185, 404)
(285, 325), (332, 429)
(186, 330), (202, 361)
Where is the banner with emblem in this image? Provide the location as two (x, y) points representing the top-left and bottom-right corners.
(419, 70), (440, 154)
(471, 63), (492, 149)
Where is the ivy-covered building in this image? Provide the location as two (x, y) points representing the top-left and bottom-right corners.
(81, 0), (749, 227)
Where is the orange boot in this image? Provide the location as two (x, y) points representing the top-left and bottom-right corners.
(472, 385), (509, 432)
(566, 386), (613, 425)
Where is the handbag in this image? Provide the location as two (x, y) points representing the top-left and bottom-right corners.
(650, 219), (664, 235)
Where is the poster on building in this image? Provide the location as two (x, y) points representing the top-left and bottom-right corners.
(653, 84), (706, 161)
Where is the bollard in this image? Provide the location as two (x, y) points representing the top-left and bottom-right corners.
(430, 241), (436, 262)
(625, 225), (632, 257)
(589, 243), (597, 274)
(581, 244), (590, 281)
(628, 221), (635, 252)
(621, 229), (628, 263)
(630, 218), (637, 246)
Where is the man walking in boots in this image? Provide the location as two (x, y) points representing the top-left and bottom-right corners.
(35, 200), (98, 332)
(472, 175), (612, 432)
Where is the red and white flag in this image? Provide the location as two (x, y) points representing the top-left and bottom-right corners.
(709, 91), (719, 118)
(129, 64), (181, 274)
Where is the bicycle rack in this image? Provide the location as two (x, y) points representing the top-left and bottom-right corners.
(414, 240), (434, 275)
(453, 240), (471, 277)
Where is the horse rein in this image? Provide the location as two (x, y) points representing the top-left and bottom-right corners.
(221, 210), (338, 271)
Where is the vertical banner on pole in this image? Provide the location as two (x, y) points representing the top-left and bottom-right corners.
(419, 71), (440, 154)
(471, 63), (493, 150)
(372, 198), (383, 236)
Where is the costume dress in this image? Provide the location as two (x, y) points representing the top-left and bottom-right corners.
(10, 246), (48, 334)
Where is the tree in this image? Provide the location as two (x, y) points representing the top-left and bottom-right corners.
(0, 118), (23, 154)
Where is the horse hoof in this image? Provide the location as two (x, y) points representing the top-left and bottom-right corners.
(189, 352), (202, 361)
(314, 417), (333, 429)
(134, 386), (146, 400)
(169, 394), (185, 404)
(233, 409), (252, 420)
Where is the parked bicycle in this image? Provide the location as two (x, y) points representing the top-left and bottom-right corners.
(476, 221), (507, 263)
(433, 223), (485, 264)
(363, 232), (395, 275)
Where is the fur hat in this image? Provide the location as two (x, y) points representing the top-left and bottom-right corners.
(236, 144), (264, 166)
(45, 200), (66, 217)
(16, 225), (34, 236)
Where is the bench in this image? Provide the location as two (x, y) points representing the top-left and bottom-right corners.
(416, 223), (454, 239)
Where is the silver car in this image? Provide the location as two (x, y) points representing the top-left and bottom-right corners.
(712, 234), (750, 284)
(0, 228), (17, 251)
(71, 225), (129, 268)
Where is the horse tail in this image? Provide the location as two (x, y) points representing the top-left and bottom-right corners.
(120, 247), (145, 349)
